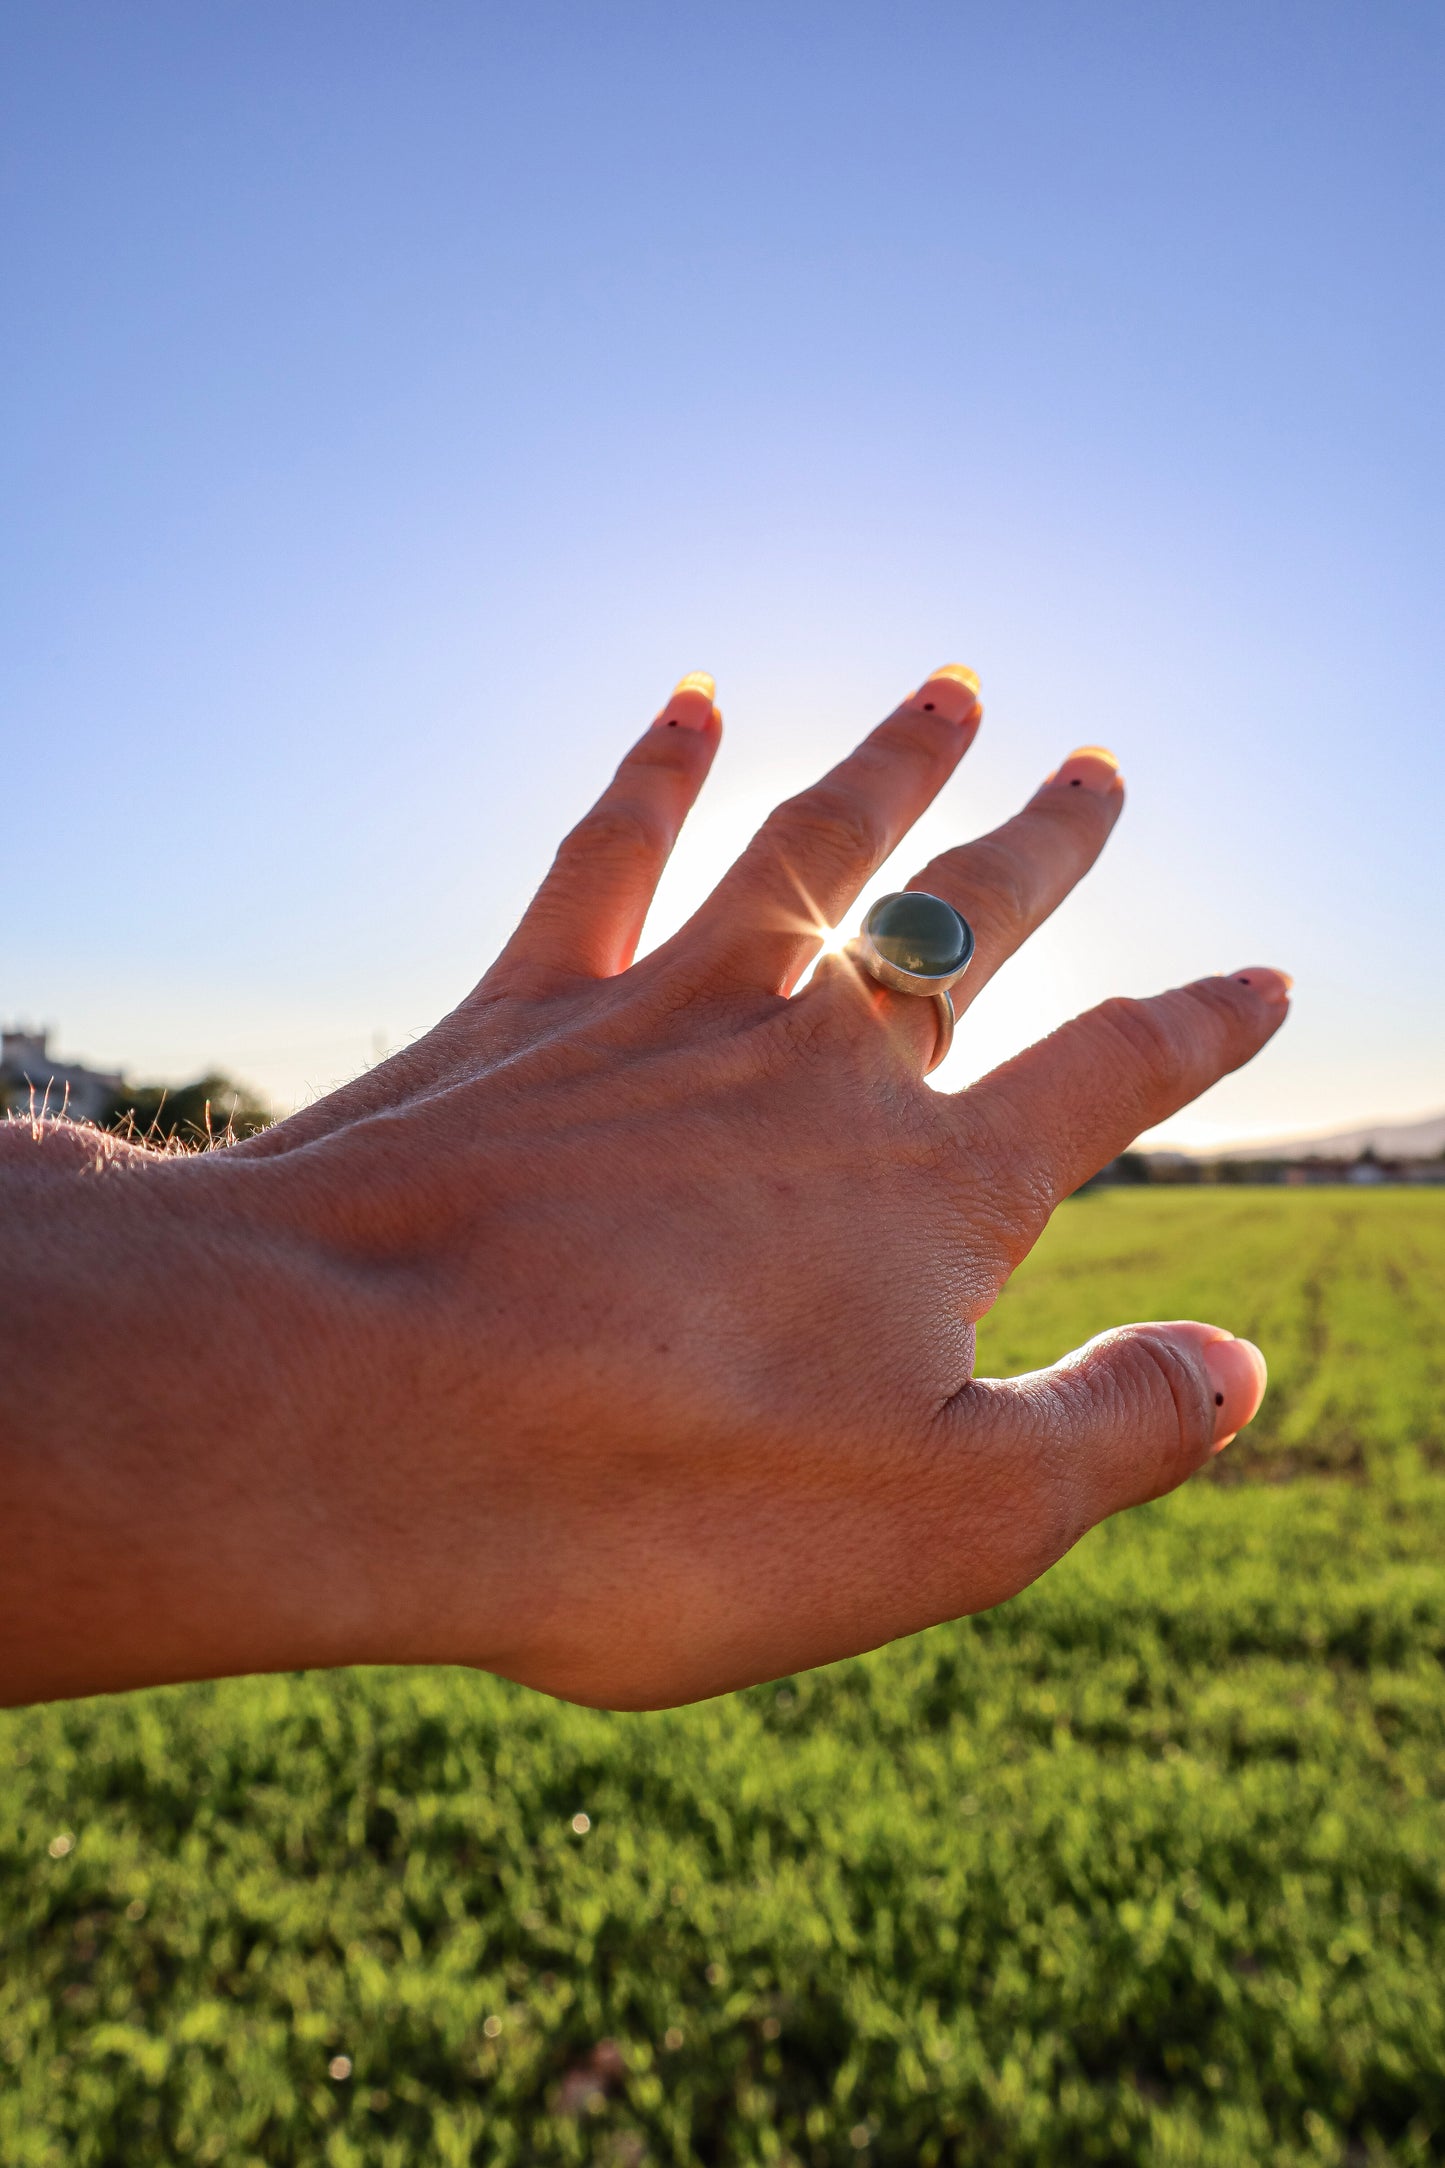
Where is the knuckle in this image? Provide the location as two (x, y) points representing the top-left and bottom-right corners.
(767, 784), (888, 881)
(1095, 1326), (1213, 1468)
(951, 838), (1037, 948)
(1093, 995), (1184, 1089)
(626, 731), (700, 782)
(562, 797), (665, 877)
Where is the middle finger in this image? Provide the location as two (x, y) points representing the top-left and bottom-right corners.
(803, 746), (1125, 1072)
(910, 744), (1125, 1011)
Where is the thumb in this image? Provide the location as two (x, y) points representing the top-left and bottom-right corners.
(967, 1319), (1269, 1533)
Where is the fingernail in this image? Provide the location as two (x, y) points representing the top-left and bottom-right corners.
(1202, 1333), (1268, 1451)
(653, 672), (717, 731)
(1231, 966), (1293, 1003)
(1051, 745), (1121, 794)
(911, 664), (981, 725)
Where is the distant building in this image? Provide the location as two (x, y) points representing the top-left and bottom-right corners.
(0, 1026), (122, 1126)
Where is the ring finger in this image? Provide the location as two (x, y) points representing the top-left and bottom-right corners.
(660, 665), (985, 997)
(808, 745), (1125, 1069)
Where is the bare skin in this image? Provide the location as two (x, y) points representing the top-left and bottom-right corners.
(0, 666), (1286, 1709)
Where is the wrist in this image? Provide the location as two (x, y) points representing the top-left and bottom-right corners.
(0, 1132), (402, 1701)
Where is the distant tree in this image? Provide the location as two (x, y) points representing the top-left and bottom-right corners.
(102, 1072), (270, 1148)
(1147, 1154), (1201, 1185)
(1074, 1151), (1151, 1195)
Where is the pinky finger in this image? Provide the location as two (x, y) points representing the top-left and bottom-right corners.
(500, 673), (721, 980)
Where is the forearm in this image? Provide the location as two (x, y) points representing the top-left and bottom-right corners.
(0, 1123), (389, 1703)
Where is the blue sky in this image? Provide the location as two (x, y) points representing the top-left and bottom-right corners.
(3, 2), (1441, 1143)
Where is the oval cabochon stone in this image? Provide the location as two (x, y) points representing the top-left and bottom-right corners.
(864, 892), (973, 978)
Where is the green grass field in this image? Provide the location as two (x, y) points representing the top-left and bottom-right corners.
(3, 1191), (1443, 2166)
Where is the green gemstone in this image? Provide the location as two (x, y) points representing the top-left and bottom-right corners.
(865, 891), (972, 978)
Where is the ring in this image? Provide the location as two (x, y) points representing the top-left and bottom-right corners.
(848, 891), (975, 1075)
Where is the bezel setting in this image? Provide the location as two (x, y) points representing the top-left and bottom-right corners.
(853, 891), (976, 998)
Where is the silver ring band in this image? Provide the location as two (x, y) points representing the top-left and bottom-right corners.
(848, 891), (973, 1076)
(927, 988), (955, 1074)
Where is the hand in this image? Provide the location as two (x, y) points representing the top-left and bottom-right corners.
(0, 667), (1286, 1708)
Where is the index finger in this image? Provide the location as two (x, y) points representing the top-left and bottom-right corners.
(960, 968), (1293, 1254)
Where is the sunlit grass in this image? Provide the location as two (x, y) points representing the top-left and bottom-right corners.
(3, 1193), (1442, 2166)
